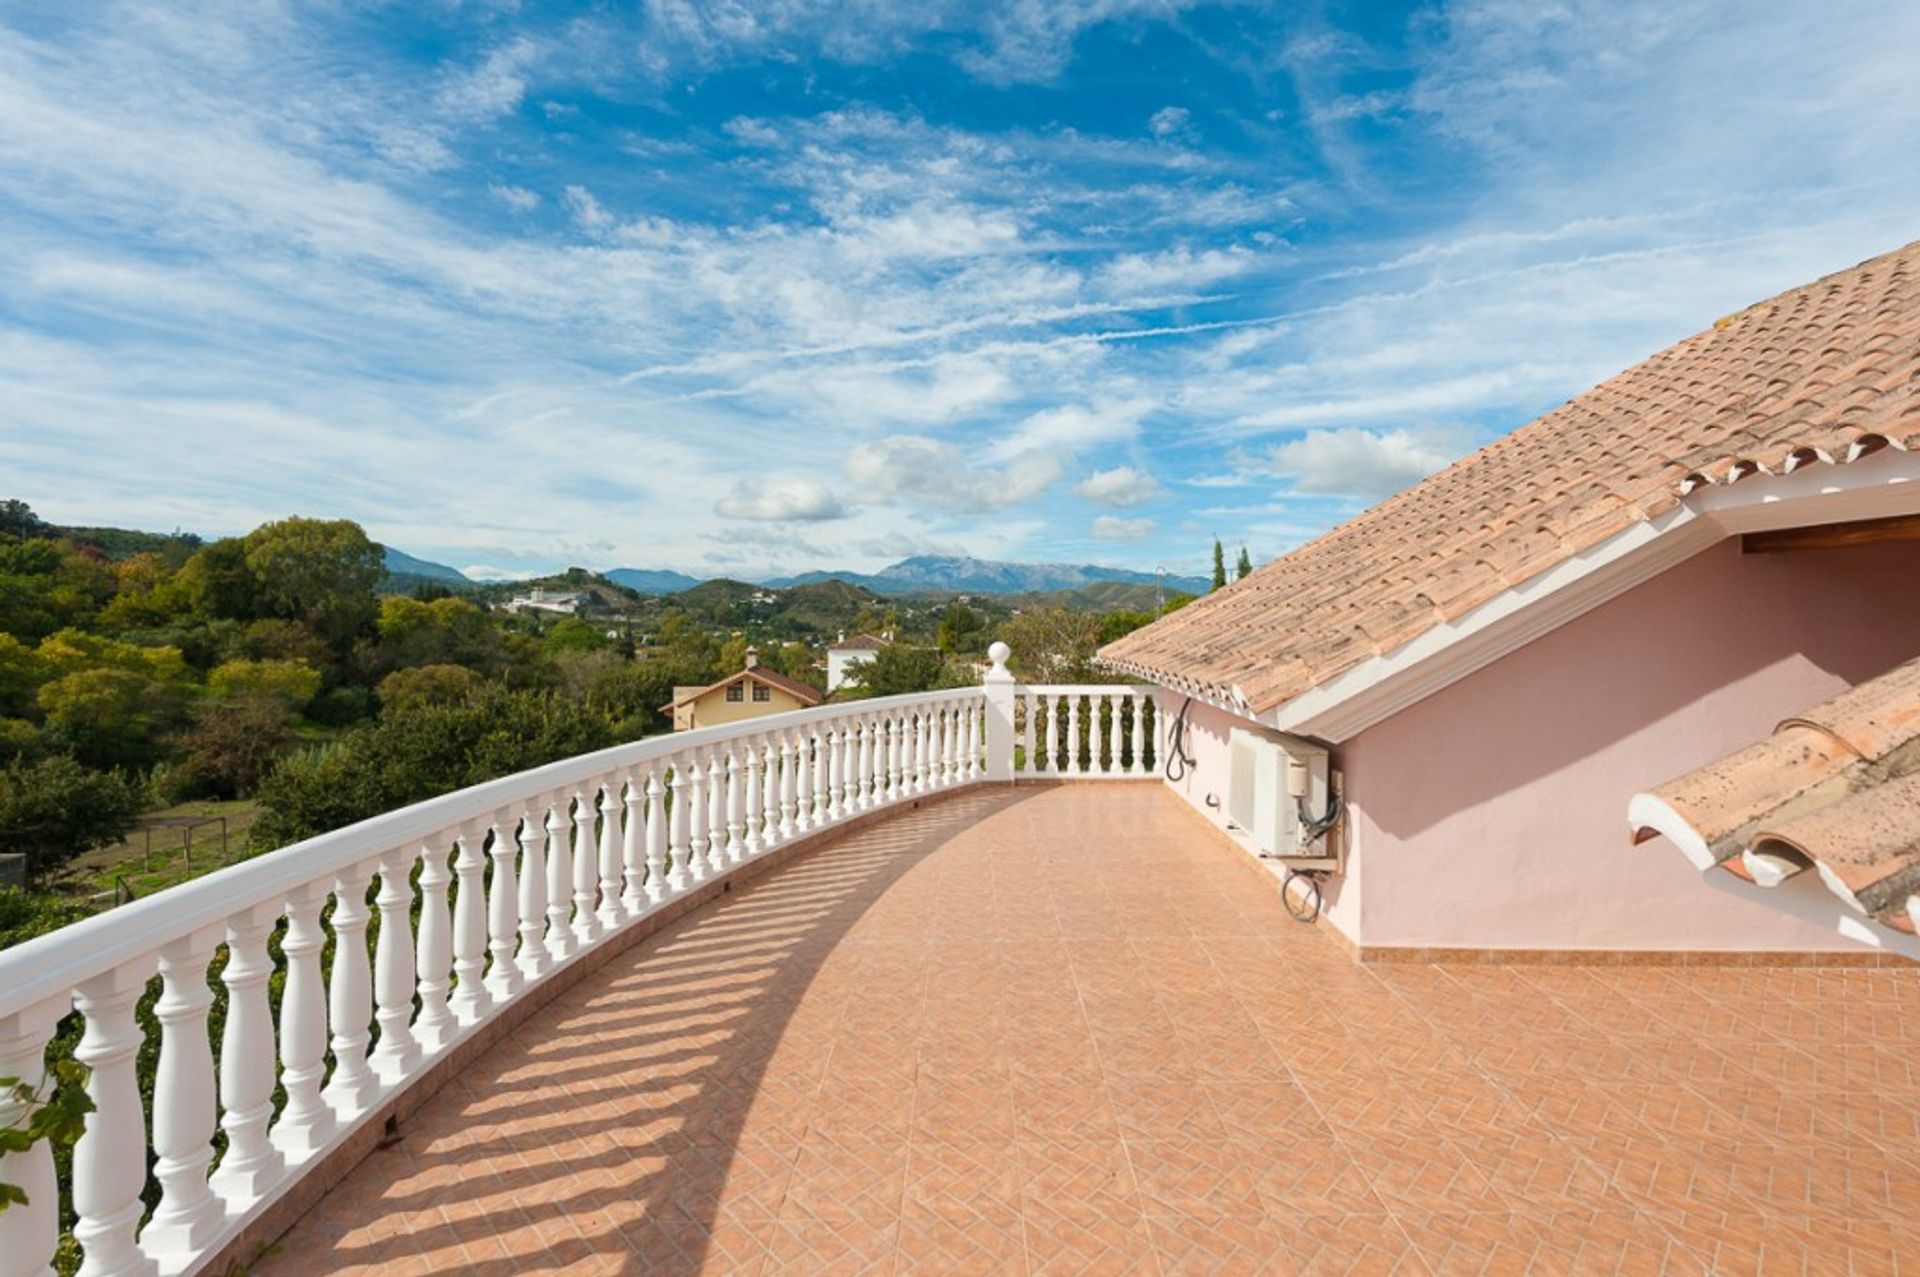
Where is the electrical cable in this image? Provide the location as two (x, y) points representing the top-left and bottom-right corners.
(1164, 697), (1196, 782)
(1282, 869), (1323, 923)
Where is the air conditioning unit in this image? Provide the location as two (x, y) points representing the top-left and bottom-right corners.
(1227, 727), (1341, 868)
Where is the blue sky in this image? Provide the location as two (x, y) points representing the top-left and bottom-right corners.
(3, 2), (1918, 581)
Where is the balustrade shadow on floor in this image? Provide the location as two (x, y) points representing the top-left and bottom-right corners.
(257, 783), (1920, 1276)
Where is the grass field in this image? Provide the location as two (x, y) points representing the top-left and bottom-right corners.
(65, 798), (264, 902)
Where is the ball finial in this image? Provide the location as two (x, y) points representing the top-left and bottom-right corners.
(987, 641), (1011, 667)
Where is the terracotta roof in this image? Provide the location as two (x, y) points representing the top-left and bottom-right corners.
(661, 666), (823, 711)
(1100, 240), (1920, 713)
(831, 634), (890, 652)
(1630, 655), (1920, 935)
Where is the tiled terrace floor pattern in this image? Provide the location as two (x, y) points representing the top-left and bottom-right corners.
(262, 785), (1920, 1275)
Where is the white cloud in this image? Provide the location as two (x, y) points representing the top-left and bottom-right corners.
(1091, 515), (1155, 541)
(713, 476), (850, 521)
(1149, 106), (1191, 138)
(562, 184), (611, 231)
(1075, 465), (1162, 508)
(845, 435), (1061, 512)
(490, 183), (541, 211)
(1256, 427), (1463, 499)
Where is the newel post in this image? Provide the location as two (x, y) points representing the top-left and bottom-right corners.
(983, 641), (1016, 782)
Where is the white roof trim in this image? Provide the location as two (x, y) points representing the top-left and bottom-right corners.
(1261, 447), (1920, 742)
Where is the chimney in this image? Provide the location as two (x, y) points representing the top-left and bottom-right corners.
(744, 645), (760, 669)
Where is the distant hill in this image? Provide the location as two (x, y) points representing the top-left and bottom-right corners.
(605, 567), (704, 594)
(766, 556), (1210, 597)
(1006, 580), (1200, 612)
(380, 546), (471, 584)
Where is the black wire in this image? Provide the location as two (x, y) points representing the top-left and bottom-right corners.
(1164, 697), (1196, 782)
(1282, 870), (1323, 923)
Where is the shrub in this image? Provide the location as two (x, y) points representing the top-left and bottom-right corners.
(252, 686), (616, 848)
(172, 700), (296, 799)
(0, 755), (146, 881)
(206, 658), (321, 711)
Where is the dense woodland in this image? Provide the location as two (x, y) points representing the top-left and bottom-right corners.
(0, 499), (1184, 936)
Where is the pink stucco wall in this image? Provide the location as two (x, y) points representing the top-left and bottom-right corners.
(1156, 536), (1920, 953)
(1155, 693), (1364, 940)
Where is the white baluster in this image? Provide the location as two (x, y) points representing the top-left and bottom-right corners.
(795, 730), (815, 833)
(0, 996), (67, 1276)
(274, 883), (333, 1158)
(890, 715), (907, 800)
(514, 799), (550, 980)
(544, 804), (573, 962)
(142, 928), (223, 1260)
(323, 861), (377, 1117)
(903, 711), (921, 794)
(1067, 694), (1083, 775)
(726, 748), (747, 862)
(922, 708), (936, 790)
(369, 848), (419, 1081)
(705, 750), (727, 876)
(1132, 694), (1149, 775)
(72, 960), (157, 1277)
(825, 726), (845, 821)
(621, 770), (646, 914)
(596, 783), (622, 934)
(570, 791), (601, 946)
(450, 821), (492, 1022)
(754, 740), (776, 844)
(213, 904), (284, 1202)
(1019, 693), (1034, 776)
(853, 721), (872, 810)
(667, 760), (693, 893)
(812, 728), (831, 823)
(742, 739), (765, 856)
(413, 836), (455, 1051)
(644, 770), (670, 901)
(1108, 694), (1123, 775)
(685, 758), (709, 881)
(488, 808), (524, 1001)
(766, 735), (788, 839)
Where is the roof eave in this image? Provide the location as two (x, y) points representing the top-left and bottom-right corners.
(1148, 446), (1920, 743)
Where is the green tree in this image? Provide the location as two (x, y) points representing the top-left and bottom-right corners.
(0, 499), (47, 542)
(173, 699), (295, 798)
(845, 645), (964, 697)
(207, 659), (321, 711)
(252, 686), (616, 848)
(1235, 546), (1253, 580)
(376, 663), (482, 714)
(0, 755), (146, 880)
(0, 635), (43, 718)
(1211, 538), (1227, 592)
(176, 538), (256, 620)
(936, 602), (983, 654)
(542, 616), (609, 655)
(375, 596), (503, 673)
(241, 518), (382, 646)
(998, 608), (1104, 683)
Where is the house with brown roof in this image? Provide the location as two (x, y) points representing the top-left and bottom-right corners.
(1102, 240), (1920, 961)
(826, 632), (890, 693)
(662, 647), (822, 732)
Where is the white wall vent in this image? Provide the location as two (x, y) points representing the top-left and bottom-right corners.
(1227, 727), (1340, 867)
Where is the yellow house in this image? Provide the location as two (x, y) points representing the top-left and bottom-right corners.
(663, 648), (822, 731)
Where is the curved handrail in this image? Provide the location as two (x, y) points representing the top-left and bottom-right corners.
(0, 687), (980, 1013)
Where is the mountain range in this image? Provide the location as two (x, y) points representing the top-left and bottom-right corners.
(432, 553), (1211, 597)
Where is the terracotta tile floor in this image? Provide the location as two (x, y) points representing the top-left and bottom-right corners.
(259, 784), (1920, 1275)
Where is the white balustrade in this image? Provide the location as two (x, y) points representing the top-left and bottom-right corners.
(0, 656), (1165, 1277)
